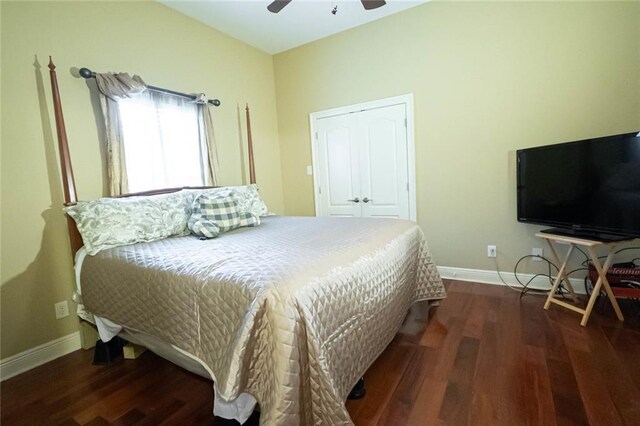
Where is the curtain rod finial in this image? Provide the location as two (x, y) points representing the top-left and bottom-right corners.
(48, 56), (55, 71)
(79, 68), (93, 79)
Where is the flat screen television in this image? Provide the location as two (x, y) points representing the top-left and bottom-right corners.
(517, 131), (640, 241)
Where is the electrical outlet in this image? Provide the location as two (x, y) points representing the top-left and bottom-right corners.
(487, 245), (497, 258)
(55, 301), (69, 320)
(306, 165), (313, 176)
(532, 248), (543, 261)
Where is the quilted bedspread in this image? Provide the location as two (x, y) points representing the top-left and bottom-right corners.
(81, 216), (445, 425)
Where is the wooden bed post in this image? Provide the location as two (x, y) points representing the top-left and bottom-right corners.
(48, 57), (83, 255)
(245, 103), (256, 185)
(49, 57), (98, 349)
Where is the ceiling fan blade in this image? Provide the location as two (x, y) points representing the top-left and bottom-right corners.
(267, 0), (293, 13)
(361, 0), (386, 10)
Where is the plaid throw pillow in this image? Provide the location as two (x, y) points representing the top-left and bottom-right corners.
(188, 194), (241, 239)
(238, 211), (261, 228)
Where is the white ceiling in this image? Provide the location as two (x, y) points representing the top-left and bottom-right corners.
(160, 0), (428, 54)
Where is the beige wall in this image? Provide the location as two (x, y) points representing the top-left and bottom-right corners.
(274, 2), (640, 272)
(0, 1), (283, 359)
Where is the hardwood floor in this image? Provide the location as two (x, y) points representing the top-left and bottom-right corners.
(2, 280), (639, 425)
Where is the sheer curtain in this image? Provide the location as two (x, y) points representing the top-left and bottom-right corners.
(118, 91), (211, 193)
(95, 72), (219, 195)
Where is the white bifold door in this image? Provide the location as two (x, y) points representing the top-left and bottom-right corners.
(314, 103), (411, 219)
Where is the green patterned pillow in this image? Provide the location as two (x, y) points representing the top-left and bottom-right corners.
(230, 184), (269, 217)
(65, 191), (190, 255)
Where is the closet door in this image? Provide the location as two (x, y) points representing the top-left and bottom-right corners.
(315, 114), (362, 217)
(357, 104), (410, 219)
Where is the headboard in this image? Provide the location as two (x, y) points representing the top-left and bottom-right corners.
(48, 57), (257, 257)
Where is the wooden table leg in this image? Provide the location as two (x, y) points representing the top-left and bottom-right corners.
(544, 244), (574, 310)
(583, 246), (624, 326)
(545, 240), (579, 302)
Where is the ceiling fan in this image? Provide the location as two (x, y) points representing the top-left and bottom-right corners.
(267, 0), (387, 14)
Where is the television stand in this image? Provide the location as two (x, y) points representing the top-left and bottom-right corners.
(540, 227), (630, 243)
(536, 232), (627, 326)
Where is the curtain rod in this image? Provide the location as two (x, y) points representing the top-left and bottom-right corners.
(78, 67), (221, 107)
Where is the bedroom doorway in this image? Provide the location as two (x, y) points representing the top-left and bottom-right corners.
(310, 94), (416, 220)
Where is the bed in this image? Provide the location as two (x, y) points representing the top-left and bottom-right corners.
(47, 58), (445, 425)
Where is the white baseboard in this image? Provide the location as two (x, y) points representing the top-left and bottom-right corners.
(437, 266), (588, 294)
(0, 331), (81, 382)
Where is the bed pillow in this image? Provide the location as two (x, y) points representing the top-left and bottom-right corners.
(188, 193), (241, 239)
(230, 184), (269, 217)
(184, 184), (269, 217)
(188, 218), (221, 239)
(238, 211), (261, 228)
(65, 191), (190, 255)
(188, 193), (261, 239)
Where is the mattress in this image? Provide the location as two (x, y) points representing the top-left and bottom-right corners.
(79, 216), (445, 425)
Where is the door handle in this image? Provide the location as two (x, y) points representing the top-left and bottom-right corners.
(348, 198), (360, 203)
(362, 197), (372, 203)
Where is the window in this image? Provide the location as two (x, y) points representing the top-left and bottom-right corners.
(118, 91), (209, 193)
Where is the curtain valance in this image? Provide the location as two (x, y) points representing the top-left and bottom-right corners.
(96, 73), (147, 101)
